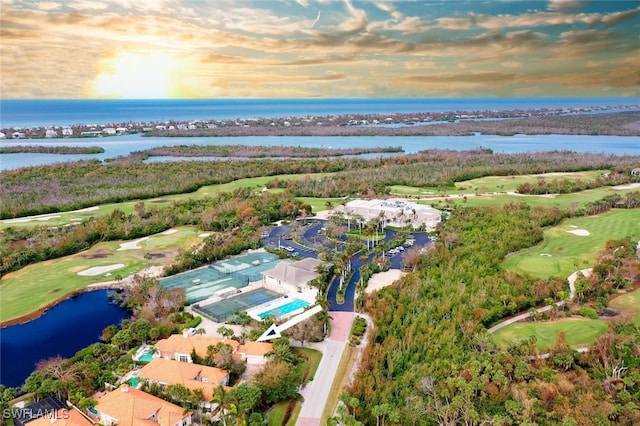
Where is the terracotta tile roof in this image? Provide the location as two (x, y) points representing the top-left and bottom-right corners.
(138, 358), (229, 401)
(237, 341), (273, 357)
(154, 335), (240, 358)
(27, 409), (92, 426)
(94, 386), (189, 426)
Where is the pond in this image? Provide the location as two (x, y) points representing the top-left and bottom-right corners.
(0, 289), (129, 388)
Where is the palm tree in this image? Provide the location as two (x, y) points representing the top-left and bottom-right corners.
(212, 385), (237, 426)
(266, 342), (295, 364)
(324, 200), (335, 213)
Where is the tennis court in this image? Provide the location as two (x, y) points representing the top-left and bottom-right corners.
(193, 288), (283, 322)
(159, 252), (280, 304)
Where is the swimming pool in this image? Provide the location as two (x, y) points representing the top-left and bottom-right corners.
(258, 298), (310, 319)
(194, 288), (282, 322)
(128, 376), (141, 388)
(138, 352), (154, 362)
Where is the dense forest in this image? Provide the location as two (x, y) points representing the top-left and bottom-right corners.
(2, 150), (639, 218)
(0, 189), (310, 274)
(131, 144), (403, 158)
(344, 204), (640, 425)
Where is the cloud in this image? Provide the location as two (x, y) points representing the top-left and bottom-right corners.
(307, 71), (346, 81)
(68, 0), (108, 11)
(436, 17), (473, 31)
(500, 61), (522, 69)
(547, 0), (586, 12)
(552, 29), (621, 59)
(602, 7), (640, 26)
(394, 16), (427, 34)
(311, 10), (321, 28)
(34, 2), (60, 11)
(338, 0), (368, 33)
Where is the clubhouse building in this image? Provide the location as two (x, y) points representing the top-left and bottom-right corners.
(337, 198), (441, 230)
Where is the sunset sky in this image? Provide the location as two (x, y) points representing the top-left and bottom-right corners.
(1, 0), (639, 99)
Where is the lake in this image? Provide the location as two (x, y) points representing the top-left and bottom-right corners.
(0, 289), (129, 388)
(1, 133), (639, 171)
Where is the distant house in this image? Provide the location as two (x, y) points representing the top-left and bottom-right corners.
(137, 358), (229, 400)
(94, 385), (191, 426)
(61, 127), (73, 136)
(12, 131), (26, 139)
(45, 129), (58, 138)
(261, 258), (325, 293)
(0, 132), (6, 139)
(631, 168), (640, 176)
(102, 128), (117, 135)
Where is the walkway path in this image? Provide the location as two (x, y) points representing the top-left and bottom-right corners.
(487, 268), (593, 359)
(487, 268), (590, 334)
(297, 311), (355, 426)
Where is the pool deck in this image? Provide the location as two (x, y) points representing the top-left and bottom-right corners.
(245, 287), (318, 320)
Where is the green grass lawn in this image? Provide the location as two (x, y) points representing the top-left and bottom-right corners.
(265, 348), (321, 426)
(610, 289), (640, 325)
(502, 209), (640, 279)
(491, 318), (608, 351)
(295, 197), (344, 214)
(0, 226), (204, 323)
(293, 347), (323, 384)
(427, 185), (639, 210)
(267, 400), (301, 426)
(388, 170), (610, 198)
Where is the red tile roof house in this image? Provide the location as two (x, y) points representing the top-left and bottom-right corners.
(93, 385), (191, 426)
(153, 333), (272, 365)
(27, 409), (93, 426)
(137, 358), (229, 401)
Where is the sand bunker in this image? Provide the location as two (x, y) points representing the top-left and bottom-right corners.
(3, 214), (61, 224)
(365, 270), (406, 294)
(78, 264), (125, 276)
(117, 237), (150, 251)
(198, 233), (211, 238)
(567, 229), (590, 236)
(162, 229), (179, 235)
(613, 183), (640, 190)
(540, 253), (552, 257)
(76, 206), (99, 212)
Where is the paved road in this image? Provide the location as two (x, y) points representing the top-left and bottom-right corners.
(298, 311), (354, 426)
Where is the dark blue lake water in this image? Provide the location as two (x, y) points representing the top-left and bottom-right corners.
(0, 290), (128, 388)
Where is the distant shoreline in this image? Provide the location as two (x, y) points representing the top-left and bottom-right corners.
(2, 101), (638, 138)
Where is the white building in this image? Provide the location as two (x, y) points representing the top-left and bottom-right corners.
(338, 198), (441, 230)
(262, 258), (325, 294)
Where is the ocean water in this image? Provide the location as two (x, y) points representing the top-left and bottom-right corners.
(1, 98), (639, 128)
